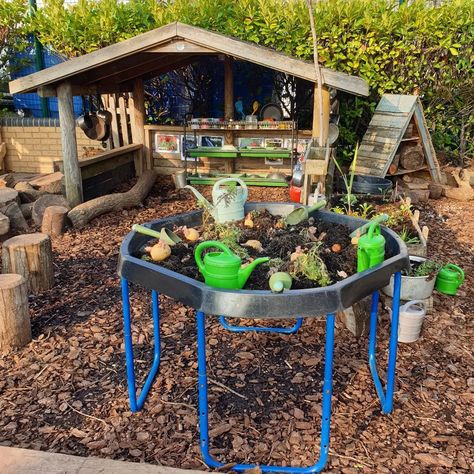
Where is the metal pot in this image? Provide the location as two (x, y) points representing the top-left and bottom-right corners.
(291, 164), (304, 187)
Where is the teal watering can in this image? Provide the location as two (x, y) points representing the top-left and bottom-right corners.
(185, 178), (248, 223)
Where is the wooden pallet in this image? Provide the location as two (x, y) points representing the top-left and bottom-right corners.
(355, 94), (441, 182)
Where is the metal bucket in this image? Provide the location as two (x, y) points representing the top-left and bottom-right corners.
(172, 171), (187, 189)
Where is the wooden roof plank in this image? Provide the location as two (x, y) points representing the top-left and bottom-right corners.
(9, 22), (179, 94)
(9, 21), (368, 97)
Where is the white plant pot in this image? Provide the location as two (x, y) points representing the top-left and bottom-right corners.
(382, 256), (436, 300)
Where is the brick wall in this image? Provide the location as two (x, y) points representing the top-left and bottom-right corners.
(1, 121), (101, 174)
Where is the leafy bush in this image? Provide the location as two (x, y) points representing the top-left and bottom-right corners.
(24, 0), (474, 158)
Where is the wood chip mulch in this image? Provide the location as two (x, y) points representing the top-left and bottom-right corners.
(0, 177), (473, 473)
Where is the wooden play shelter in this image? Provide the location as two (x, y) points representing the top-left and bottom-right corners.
(9, 22), (369, 207)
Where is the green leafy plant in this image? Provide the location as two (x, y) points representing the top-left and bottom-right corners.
(407, 259), (442, 278)
(399, 226), (420, 245)
(331, 206), (345, 214)
(333, 142), (359, 214)
(359, 202), (374, 219)
(291, 243), (331, 286)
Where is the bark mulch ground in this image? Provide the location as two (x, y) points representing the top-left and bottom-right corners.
(0, 177), (473, 473)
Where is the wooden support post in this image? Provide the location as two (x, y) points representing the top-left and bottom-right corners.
(0, 274), (31, 353)
(2, 233), (54, 294)
(224, 56), (234, 120)
(57, 82), (83, 207)
(132, 78), (146, 175)
(312, 85), (330, 146)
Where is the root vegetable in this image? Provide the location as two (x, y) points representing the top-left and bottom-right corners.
(244, 213), (254, 228)
(149, 241), (171, 262)
(242, 240), (263, 252)
(183, 227), (200, 242)
(331, 243), (342, 253)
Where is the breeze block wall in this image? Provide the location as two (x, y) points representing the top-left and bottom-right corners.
(1, 118), (99, 174)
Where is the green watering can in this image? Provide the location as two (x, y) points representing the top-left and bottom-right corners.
(195, 241), (269, 289)
(435, 264), (464, 295)
(357, 222), (385, 272)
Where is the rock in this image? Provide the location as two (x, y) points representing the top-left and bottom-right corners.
(1, 202), (29, 233)
(20, 202), (34, 220)
(0, 188), (20, 207)
(0, 212), (9, 235)
(32, 194), (70, 226)
(28, 172), (64, 194)
(14, 182), (44, 203)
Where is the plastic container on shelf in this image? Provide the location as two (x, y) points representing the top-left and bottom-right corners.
(245, 115), (258, 129)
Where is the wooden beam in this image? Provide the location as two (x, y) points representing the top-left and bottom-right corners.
(312, 85), (330, 144)
(224, 56), (234, 120)
(9, 22), (179, 94)
(57, 82), (83, 207)
(10, 21), (368, 97)
(131, 78), (146, 175)
(148, 41), (215, 54)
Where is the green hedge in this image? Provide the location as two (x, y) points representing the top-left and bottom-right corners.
(22, 0), (474, 158)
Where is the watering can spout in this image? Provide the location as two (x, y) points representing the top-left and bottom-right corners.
(238, 257), (270, 288)
(184, 185), (215, 215)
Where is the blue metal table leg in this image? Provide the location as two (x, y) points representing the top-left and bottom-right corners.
(197, 310), (336, 473)
(122, 277), (161, 412)
(368, 271), (402, 414)
(219, 316), (303, 334)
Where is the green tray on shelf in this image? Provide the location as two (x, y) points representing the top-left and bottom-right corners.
(186, 173), (288, 187)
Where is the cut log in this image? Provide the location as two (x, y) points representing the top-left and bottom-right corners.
(41, 206), (68, 237)
(28, 172), (64, 194)
(32, 194), (70, 226)
(14, 182), (45, 203)
(406, 189), (430, 203)
(0, 212), (9, 235)
(20, 202), (33, 220)
(68, 169), (157, 228)
(428, 183), (443, 199)
(0, 188), (20, 207)
(405, 181), (429, 190)
(0, 274), (31, 353)
(2, 233), (54, 294)
(1, 202), (29, 233)
(399, 144), (424, 170)
(0, 173), (15, 188)
(388, 153), (400, 175)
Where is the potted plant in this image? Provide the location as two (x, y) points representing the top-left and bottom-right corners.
(382, 256), (442, 300)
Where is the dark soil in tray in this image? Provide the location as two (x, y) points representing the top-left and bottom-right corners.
(138, 209), (357, 290)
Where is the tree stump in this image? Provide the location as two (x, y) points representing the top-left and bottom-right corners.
(32, 194), (70, 226)
(0, 274), (31, 353)
(41, 206), (68, 237)
(2, 233), (54, 294)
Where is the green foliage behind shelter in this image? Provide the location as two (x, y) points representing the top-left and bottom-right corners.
(14, 0), (474, 158)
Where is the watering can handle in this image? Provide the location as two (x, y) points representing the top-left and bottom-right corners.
(400, 300), (426, 313)
(194, 241), (234, 273)
(445, 264), (464, 283)
(367, 222), (380, 239)
(132, 224), (161, 239)
(212, 178), (248, 202)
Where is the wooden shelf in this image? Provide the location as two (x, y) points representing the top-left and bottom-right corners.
(401, 136), (420, 142)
